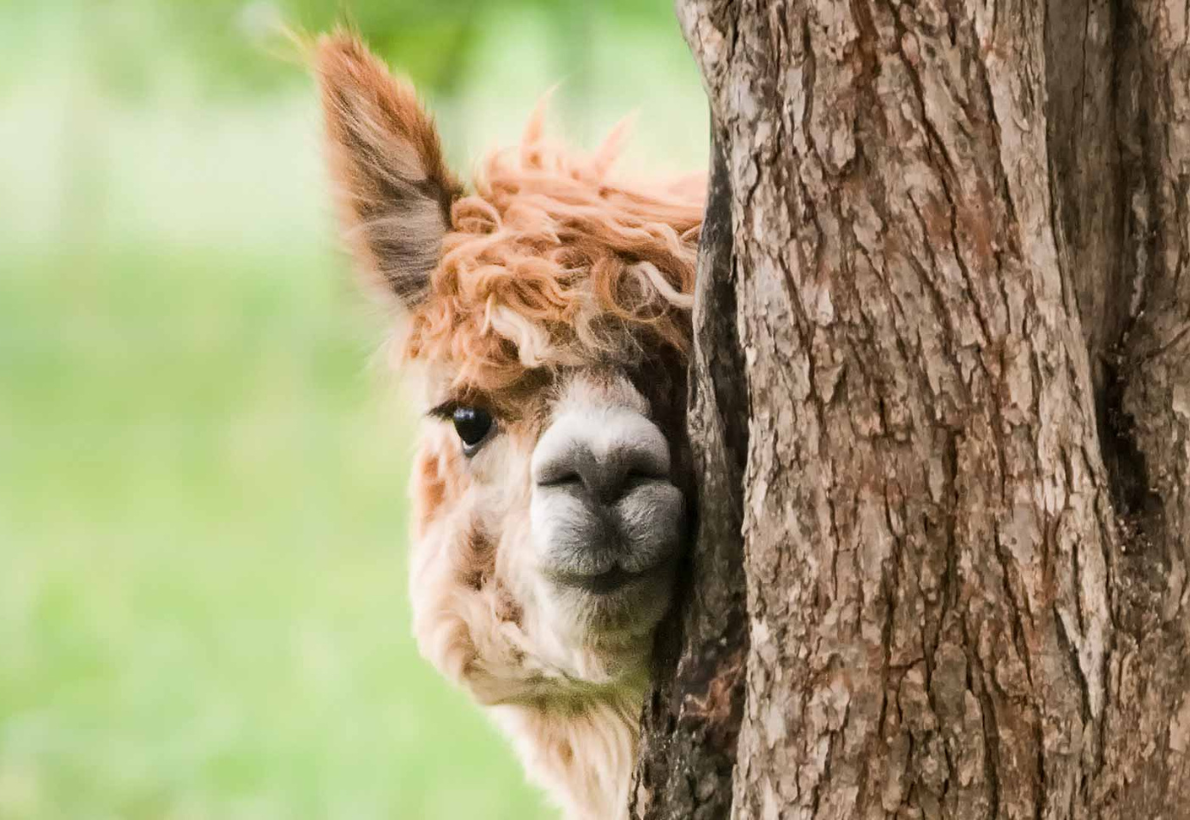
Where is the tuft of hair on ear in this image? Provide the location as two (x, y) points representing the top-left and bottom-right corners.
(316, 32), (462, 309)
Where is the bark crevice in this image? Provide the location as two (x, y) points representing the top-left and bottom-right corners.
(630, 123), (749, 820)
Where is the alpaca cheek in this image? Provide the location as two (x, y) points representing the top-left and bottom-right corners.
(410, 430), (470, 539)
(407, 513), (504, 689)
(490, 507), (544, 630)
(411, 453), (449, 541)
(471, 434), (538, 590)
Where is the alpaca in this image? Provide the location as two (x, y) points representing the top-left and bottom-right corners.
(315, 34), (703, 819)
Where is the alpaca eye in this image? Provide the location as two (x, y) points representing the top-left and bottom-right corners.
(452, 406), (494, 453)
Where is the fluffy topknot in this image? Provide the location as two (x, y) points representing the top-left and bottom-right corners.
(405, 108), (705, 390)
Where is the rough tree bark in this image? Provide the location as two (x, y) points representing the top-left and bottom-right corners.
(632, 0), (1190, 818)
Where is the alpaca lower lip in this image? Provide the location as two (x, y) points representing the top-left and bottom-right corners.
(557, 566), (641, 595)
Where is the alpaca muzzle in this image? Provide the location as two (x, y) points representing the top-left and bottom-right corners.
(529, 402), (686, 602)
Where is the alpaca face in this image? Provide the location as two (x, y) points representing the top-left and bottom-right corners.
(409, 360), (690, 704)
(317, 30), (701, 771)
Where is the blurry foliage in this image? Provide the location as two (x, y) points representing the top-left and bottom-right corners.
(206, 0), (681, 92)
(0, 0), (686, 99)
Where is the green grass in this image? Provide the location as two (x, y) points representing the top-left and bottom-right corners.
(0, 233), (551, 819)
(0, 81), (549, 820)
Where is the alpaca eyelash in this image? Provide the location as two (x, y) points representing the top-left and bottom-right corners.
(427, 399), (494, 420)
(427, 401), (460, 420)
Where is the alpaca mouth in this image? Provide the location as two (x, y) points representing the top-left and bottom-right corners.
(563, 566), (638, 595)
(550, 554), (675, 596)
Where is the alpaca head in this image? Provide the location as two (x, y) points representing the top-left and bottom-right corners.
(316, 34), (701, 809)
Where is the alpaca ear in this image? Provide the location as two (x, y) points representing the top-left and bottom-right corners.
(316, 34), (461, 308)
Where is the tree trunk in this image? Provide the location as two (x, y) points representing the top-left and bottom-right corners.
(632, 0), (1190, 817)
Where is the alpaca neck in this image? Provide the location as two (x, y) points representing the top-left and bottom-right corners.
(493, 685), (644, 820)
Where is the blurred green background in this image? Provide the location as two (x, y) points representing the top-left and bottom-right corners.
(0, 1), (706, 818)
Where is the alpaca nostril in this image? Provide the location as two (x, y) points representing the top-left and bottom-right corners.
(608, 459), (665, 499)
(533, 445), (590, 490)
(620, 468), (652, 494)
(535, 444), (667, 504)
(536, 467), (584, 490)
(536, 450), (609, 500)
